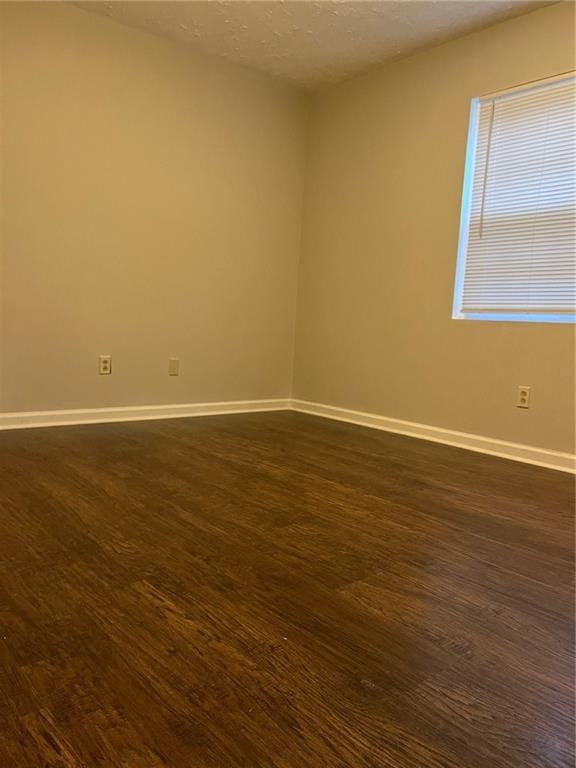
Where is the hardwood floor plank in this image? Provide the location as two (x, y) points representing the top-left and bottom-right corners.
(0, 412), (573, 767)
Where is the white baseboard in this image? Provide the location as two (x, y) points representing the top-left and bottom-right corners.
(1, 396), (573, 474)
(0, 399), (290, 431)
(291, 399), (576, 474)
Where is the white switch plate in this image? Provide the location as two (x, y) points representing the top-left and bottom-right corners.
(517, 385), (531, 409)
(168, 358), (180, 376)
(99, 355), (112, 375)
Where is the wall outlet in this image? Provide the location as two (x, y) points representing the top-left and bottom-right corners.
(99, 355), (112, 375)
(168, 357), (180, 376)
(517, 385), (531, 409)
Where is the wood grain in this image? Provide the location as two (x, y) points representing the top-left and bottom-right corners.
(0, 411), (573, 767)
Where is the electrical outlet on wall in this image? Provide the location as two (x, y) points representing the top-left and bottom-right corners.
(99, 355), (112, 375)
(517, 385), (531, 409)
(168, 358), (180, 376)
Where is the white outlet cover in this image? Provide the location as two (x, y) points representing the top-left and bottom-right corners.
(517, 385), (531, 408)
(99, 355), (112, 375)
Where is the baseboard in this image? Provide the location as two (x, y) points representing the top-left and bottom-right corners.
(291, 399), (576, 474)
(0, 399), (291, 431)
(1, 396), (573, 474)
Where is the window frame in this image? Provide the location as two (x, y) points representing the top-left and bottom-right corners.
(452, 73), (576, 325)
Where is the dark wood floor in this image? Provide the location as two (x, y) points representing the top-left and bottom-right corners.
(0, 411), (573, 768)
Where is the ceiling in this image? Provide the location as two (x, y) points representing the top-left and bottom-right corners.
(75, 1), (552, 89)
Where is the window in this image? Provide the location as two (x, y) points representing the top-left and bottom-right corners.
(453, 73), (576, 323)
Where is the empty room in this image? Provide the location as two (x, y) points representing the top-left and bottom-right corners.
(0, 1), (574, 766)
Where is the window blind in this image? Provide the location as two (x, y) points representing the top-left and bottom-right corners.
(453, 74), (576, 323)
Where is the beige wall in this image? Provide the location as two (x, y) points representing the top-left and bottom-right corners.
(294, 2), (576, 453)
(0, 5), (4, 411)
(1, 2), (308, 412)
(1, 2), (574, 454)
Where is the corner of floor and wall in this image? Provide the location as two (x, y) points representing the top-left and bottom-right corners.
(0, 1), (574, 474)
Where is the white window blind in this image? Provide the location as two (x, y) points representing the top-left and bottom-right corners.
(453, 73), (576, 323)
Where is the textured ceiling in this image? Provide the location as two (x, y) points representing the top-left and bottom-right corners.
(75, 1), (552, 89)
